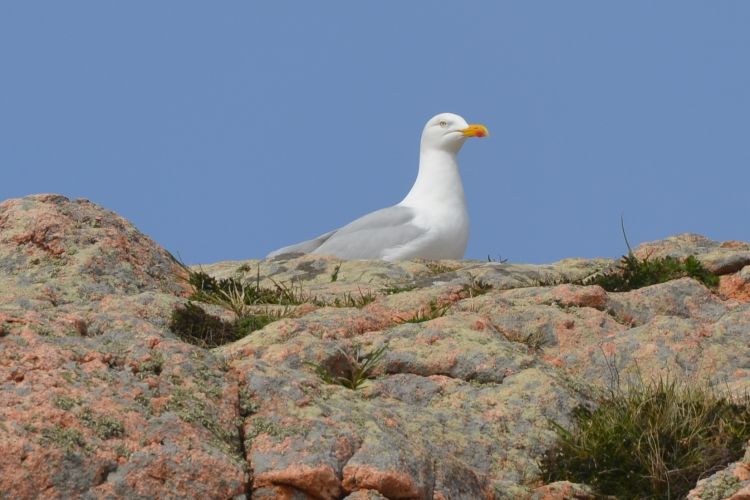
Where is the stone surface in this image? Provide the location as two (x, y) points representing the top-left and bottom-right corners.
(2, 194), (750, 498)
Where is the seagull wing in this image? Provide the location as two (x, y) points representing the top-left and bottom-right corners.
(314, 205), (426, 259)
(267, 205), (426, 260)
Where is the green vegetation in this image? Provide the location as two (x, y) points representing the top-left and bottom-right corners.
(307, 344), (387, 390)
(462, 278), (494, 297)
(330, 263), (341, 282)
(584, 254), (719, 292)
(169, 301), (278, 349)
(41, 424), (88, 452)
(503, 329), (548, 352)
(424, 261), (462, 275)
(188, 270), (308, 307)
(381, 284), (418, 295)
(541, 377), (750, 499)
(53, 394), (79, 411)
(323, 288), (377, 308)
(169, 302), (239, 348)
(582, 220), (719, 292)
(400, 301), (449, 323)
(78, 408), (125, 439)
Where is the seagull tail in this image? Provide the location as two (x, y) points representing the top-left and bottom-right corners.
(266, 230), (337, 259)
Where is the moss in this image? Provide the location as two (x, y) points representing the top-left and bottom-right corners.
(164, 387), (226, 441)
(169, 301), (278, 348)
(41, 424), (88, 452)
(114, 443), (132, 460)
(245, 416), (308, 445)
(78, 408), (125, 439)
(235, 314), (277, 337)
(139, 351), (164, 376)
(53, 395), (79, 411)
(169, 302), (238, 348)
(541, 377), (750, 499)
(238, 386), (260, 418)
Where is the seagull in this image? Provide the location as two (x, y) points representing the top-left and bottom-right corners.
(267, 113), (488, 261)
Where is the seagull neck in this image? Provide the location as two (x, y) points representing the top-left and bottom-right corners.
(401, 149), (465, 208)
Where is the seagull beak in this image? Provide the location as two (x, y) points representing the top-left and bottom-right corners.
(460, 124), (489, 138)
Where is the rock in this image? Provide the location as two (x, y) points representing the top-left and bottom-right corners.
(0, 195), (247, 498)
(634, 233), (750, 275)
(3, 194), (750, 498)
(687, 441), (750, 499)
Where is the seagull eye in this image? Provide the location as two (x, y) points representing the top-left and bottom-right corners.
(439, 120), (448, 128)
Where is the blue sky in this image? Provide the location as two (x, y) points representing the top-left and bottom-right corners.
(2, 2), (748, 264)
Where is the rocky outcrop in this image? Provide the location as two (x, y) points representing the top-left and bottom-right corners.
(1, 194), (749, 499)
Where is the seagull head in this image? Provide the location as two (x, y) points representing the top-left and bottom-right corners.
(420, 112), (489, 154)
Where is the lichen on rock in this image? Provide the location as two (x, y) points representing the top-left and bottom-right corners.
(2, 194), (750, 499)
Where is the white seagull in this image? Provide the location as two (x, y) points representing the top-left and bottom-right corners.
(267, 113), (488, 261)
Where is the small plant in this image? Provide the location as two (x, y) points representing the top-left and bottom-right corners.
(324, 288), (377, 308)
(381, 284), (417, 295)
(541, 377), (750, 499)
(487, 255), (509, 263)
(40, 424), (88, 452)
(169, 302), (238, 348)
(307, 344), (387, 390)
(424, 261), (462, 275)
(169, 301), (279, 348)
(330, 263), (341, 282)
(78, 408), (125, 439)
(53, 394), (79, 411)
(188, 270), (308, 307)
(582, 219), (719, 292)
(400, 301), (449, 324)
(502, 329), (548, 352)
(462, 278), (494, 298)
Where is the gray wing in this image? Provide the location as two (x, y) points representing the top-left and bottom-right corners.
(266, 229), (337, 258)
(313, 205), (426, 259)
(267, 205), (426, 260)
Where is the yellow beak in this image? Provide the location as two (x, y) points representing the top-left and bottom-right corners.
(460, 124), (489, 138)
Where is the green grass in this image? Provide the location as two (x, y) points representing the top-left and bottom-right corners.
(584, 254), (719, 292)
(168, 301), (278, 348)
(307, 344), (387, 390)
(400, 301), (449, 324)
(78, 408), (125, 439)
(188, 270), (308, 307)
(321, 288), (377, 308)
(541, 377), (750, 499)
(170, 268), (296, 348)
(502, 329), (548, 352)
(582, 219), (719, 292)
(41, 424), (89, 452)
(381, 284), (418, 295)
(462, 278), (494, 297)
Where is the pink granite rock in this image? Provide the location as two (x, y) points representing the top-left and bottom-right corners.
(3, 194), (750, 498)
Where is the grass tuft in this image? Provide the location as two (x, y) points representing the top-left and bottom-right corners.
(169, 302), (279, 349)
(541, 377), (750, 499)
(321, 288), (377, 308)
(400, 301), (449, 324)
(307, 344), (387, 390)
(582, 219), (719, 292)
(583, 254), (719, 292)
(188, 269), (308, 306)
